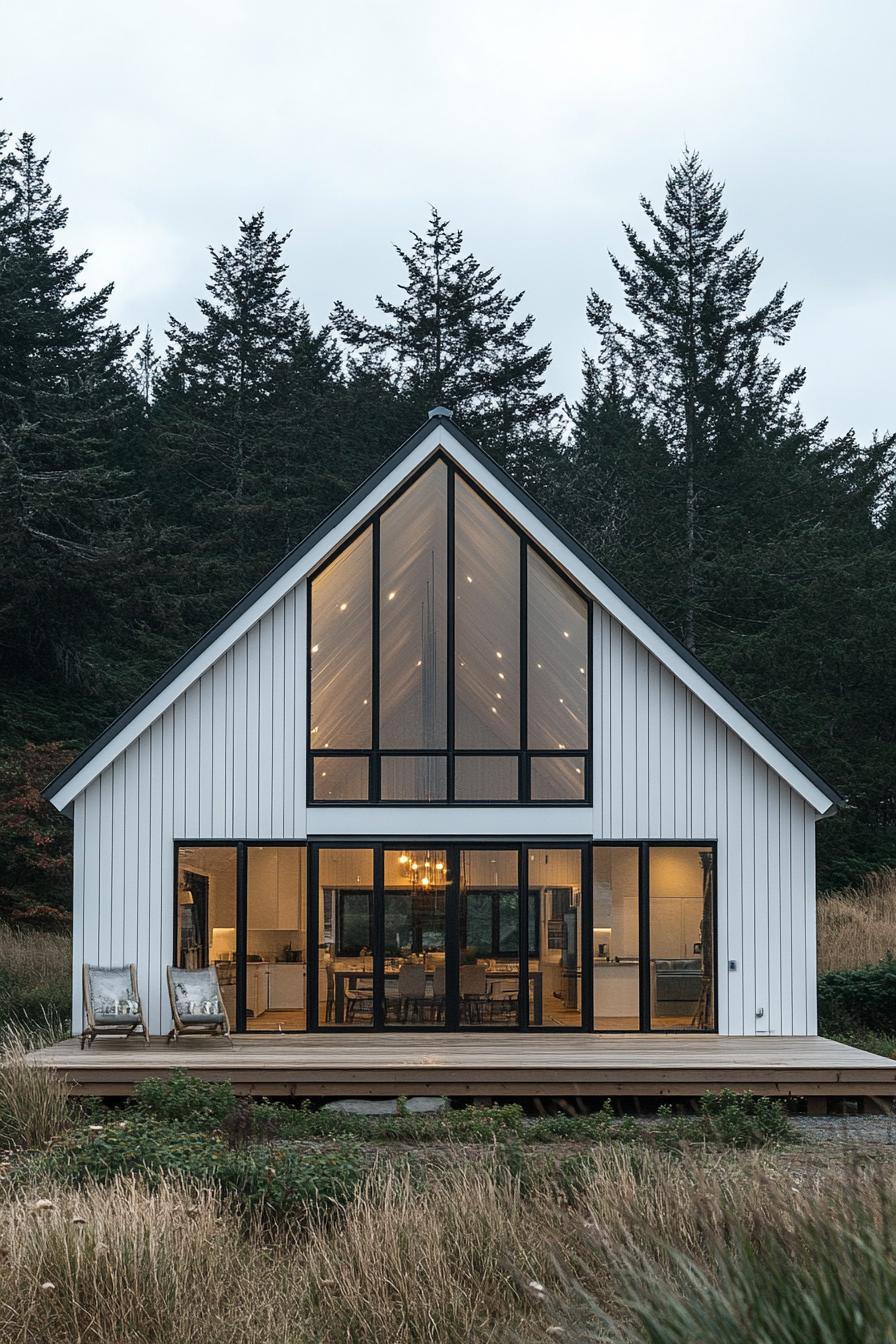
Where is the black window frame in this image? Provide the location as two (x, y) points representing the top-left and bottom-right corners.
(307, 454), (594, 807)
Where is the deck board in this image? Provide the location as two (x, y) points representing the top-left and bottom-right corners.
(26, 1034), (896, 1098)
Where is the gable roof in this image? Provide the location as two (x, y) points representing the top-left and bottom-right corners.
(43, 411), (842, 815)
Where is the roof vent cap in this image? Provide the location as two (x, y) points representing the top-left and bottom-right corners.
(428, 406), (454, 420)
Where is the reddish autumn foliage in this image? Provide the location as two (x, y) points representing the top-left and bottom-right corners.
(0, 742), (74, 925)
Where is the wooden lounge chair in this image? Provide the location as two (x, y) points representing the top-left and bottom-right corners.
(166, 965), (232, 1043)
(81, 963), (150, 1049)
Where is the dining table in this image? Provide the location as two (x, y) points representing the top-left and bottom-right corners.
(332, 967), (543, 1024)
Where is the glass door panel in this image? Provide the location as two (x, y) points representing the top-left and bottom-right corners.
(176, 846), (237, 1024)
(527, 848), (582, 1028)
(649, 846), (715, 1031)
(317, 848), (374, 1027)
(246, 847), (307, 1031)
(382, 848), (448, 1027)
(593, 847), (640, 1030)
(459, 848), (521, 1027)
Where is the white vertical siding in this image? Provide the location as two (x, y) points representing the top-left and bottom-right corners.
(591, 608), (818, 1038)
(71, 588), (309, 1033)
(70, 584), (819, 1037)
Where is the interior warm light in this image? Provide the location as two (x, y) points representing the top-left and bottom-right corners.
(421, 875), (431, 887)
(435, 861), (444, 871)
(398, 853), (409, 865)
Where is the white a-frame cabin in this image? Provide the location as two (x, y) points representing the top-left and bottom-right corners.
(44, 410), (841, 1044)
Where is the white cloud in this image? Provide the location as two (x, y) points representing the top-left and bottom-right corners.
(3, 0), (894, 437)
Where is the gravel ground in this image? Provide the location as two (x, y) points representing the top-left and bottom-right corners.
(791, 1114), (896, 1145)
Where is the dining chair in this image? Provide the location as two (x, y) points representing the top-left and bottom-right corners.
(429, 962), (446, 1023)
(345, 975), (374, 1023)
(459, 963), (489, 1023)
(396, 963), (427, 1023)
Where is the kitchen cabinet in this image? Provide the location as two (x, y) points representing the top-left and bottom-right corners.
(267, 963), (305, 1011)
(245, 964), (269, 1018)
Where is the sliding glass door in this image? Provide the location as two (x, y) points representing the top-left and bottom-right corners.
(174, 839), (715, 1033)
(592, 842), (716, 1032)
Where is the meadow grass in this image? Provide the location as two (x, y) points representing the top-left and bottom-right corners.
(0, 923), (70, 1033)
(1, 1146), (894, 1344)
(817, 866), (896, 973)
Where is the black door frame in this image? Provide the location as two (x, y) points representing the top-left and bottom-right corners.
(308, 837), (592, 1034)
(172, 837), (717, 1035)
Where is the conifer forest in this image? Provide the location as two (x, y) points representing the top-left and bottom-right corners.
(2, 125), (894, 919)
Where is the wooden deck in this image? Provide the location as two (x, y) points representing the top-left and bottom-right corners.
(26, 1033), (896, 1100)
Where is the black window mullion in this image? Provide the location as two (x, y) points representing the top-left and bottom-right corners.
(639, 843), (651, 1031)
(445, 843), (460, 1030)
(372, 845), (385, 1028)
(582, 843), (593, 1032)
(446, 465), (456, 802)
(371, 516), (381, 803)
(519, 538), (529, 802)
(235, 842), (247, 1033)
(518, 845), (528, 1028)
(307, 844), (319, 1030)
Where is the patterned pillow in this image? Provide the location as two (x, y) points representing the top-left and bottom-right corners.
(90, 970), (138, 1017)
(173, 978), (221, 1017)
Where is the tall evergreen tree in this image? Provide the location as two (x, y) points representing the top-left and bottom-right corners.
(331, 207), (563, 475)
(151, 213), (347, 633)
(0, 129), (141, 741)
(584, 150), (803, 653)
(564, 150), (896, 884)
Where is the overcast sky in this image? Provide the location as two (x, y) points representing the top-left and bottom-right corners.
(4, 0), (894, 440)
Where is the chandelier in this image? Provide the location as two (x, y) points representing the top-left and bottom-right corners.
(397, 850), (450, 890)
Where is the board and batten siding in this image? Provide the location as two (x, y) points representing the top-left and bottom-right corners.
(69, 583), (818, 1038)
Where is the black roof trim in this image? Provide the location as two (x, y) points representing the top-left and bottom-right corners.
(43, 413), (843, 808)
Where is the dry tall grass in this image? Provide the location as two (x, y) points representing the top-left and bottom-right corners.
(0, 923), (71, 1032)
(817, 867), (896, 972)
(0, 1026), (70, 1150)
(0, 1147), (893, 1344)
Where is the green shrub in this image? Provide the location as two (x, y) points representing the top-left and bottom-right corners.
(655, 1090), (793, 1149)
(133, 1071), (237, 1127)
(818, 955), (896, 1035)
(33, 1114), (364, 1219)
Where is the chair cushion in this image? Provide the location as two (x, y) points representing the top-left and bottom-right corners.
(179, 1012), (226, 1026)
(88, 968), (138, 1019)
(172, 971), (222, 1020)
(94, 1013), (140, 1026)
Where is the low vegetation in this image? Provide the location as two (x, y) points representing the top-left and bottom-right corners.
(1, 1128), (894, 1343)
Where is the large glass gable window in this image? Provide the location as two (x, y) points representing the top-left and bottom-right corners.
(309, 458), (591, 803)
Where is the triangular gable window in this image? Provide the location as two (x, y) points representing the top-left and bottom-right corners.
(309, 457), (590, 804)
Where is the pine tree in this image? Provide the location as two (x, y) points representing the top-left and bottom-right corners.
(152, 213), (346, 629)
(560, 351), (676, 616)
(0, 129), (142, 741)
(331, 207), (562, 474)
(570, 149), (896, 884)
(586, 150), (802, 652)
